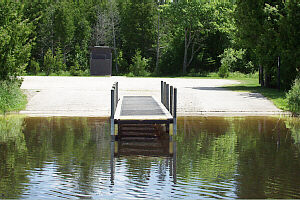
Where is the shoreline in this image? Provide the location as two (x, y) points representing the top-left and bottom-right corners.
(19, 76), (284, 118)
(16, 110), (290, 118)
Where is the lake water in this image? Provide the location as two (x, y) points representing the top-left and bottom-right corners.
(1, 116), (300, 199)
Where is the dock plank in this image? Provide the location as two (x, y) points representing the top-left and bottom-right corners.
(114, 96), (172, 121)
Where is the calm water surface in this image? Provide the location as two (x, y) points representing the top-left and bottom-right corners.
(1, 116), (300, 199)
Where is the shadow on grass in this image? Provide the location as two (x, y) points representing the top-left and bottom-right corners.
(222, 85), (288, 110)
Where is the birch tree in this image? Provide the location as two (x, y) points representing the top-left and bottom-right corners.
(163, 2), (216, 74)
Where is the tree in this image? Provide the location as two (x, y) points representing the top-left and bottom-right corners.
(119, 0), (156, 71)
(234, 0), (299, 89)
(0, 2), (33, 80)
(279, 1), (300, 89)
(54, 1), (75, 64)
(43, 48), (55, 75)
(162, 2), (217, 74)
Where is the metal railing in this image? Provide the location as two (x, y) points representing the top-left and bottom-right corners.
(111, 82), (118, 140)
(161, 81), (177, 120)
(111, 82), (119, 119)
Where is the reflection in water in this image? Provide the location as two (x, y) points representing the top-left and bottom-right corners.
(0, 116), (27, 199)
(0, 116), (300, 198)
(110, 138), (177, 185)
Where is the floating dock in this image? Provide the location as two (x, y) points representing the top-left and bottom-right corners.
(110, 81), (177, 141)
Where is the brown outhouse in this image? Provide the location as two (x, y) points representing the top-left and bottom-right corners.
(90, 46), (112, 76)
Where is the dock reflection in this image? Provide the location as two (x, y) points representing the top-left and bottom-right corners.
(110, 138), (177, 185)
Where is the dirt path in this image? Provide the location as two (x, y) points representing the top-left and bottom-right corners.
(20, 76), (283, 117)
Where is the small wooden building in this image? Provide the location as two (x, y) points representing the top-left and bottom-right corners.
(90, 46), (112, 76)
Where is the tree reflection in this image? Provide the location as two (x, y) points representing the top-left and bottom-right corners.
(0, 117), (110, 198)
(1, 116), (300, 198)
(176, 117), (237, 182)
(0, 115), (28, 199)
(233, 117), (300, 199)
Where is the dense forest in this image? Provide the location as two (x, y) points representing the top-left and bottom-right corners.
(0, 0), (299, 90)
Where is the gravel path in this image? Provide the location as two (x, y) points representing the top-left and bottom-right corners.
(20, 76), (283, 117)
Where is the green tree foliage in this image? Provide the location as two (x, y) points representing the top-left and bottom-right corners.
(55, 46), (66, 72)
(128, 50), (150, 76)
(0, 0), (299, 90)
(160, 2), (234, 75)
(279, 1), (300, 89)
(235, 0), (300, 89)
(43, 49), (55, 75)
(218, 48), (254, 77)
(119, 0), (156, 72)
(0, 2), (33, 80)
(0, 81), (27, 114)
(286, 78), (300, 116)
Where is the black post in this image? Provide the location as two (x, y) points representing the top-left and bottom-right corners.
(161, 81), (163, 103)
(170, 86), (173, 115)
(111, 88), (115, 140)
(173, 88), (177, 120)
(111, 89), (115, 119)
(166, 84), (170, 110)
(116, 82), (118, 104)
(112, 84), (116, 114)
(110, 141), (115, 184)
(163, 82), (166, 106)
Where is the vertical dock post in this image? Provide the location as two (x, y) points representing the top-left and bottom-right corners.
(170, 86), (173, 115)
(111, 88), (115, 140)
(173, 88), (177, 136)
(116, 82), (118, 104)
(114, 83), (117, 112)
(166, 84), (170, 111)
(161, 81), (164, 104)
(173, 141), (177, 184)
(110, 141), (115, 184)
(163, 82), (166, 107)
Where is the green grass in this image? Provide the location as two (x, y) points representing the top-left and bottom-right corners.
(222, 77), (288, 111)
(170, 71), (288, 111)
(0, 80), (27, 115)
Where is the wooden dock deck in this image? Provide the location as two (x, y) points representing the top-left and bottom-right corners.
(115, 96), (173, 121)
(110, 81), (177, 141)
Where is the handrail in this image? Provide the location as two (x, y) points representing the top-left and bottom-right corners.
(111, 82), (119, 140)
(111, 82), (119, 119)
(161, 81), (177, 120)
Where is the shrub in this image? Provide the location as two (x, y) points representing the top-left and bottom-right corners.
(218, 65), (229, 78)
(69, 61), (87, 76)
(218, 48), (254, 77)
(129, 50), (150, 77)
(70, 65), (81, 76)
(55, 47), (66, 72)
(30, 60), (40, 75)
(43, 49), (55, 75)
(0, 80), (27, 115)
(286, 78), (300, 116)
(116, 50), (128, 74)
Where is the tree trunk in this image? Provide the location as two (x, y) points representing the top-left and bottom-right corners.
(264, 71), (270, 88)
(110, 2), (118, 73)
(277, 56), (280, 90)
(183, 28), (188, 74)
(259, 65), (264, 87)
(155, 5), (160, 73)
(260, 66), (265, 87)
(112, 19), (118, 73)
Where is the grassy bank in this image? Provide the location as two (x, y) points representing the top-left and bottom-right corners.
(181, 72), (288, 111)
(222, 77), (288, 111)
(0, 80), (27, 115)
